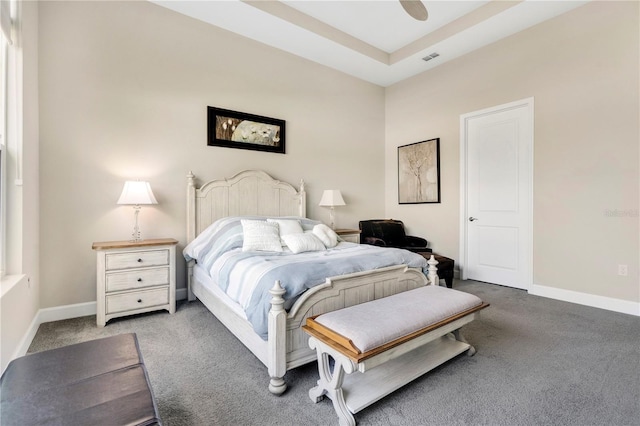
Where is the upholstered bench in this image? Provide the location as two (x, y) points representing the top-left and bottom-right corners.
(417, 252), (454, 288)
(0, 333), (161, 426)
(303, 285), (488, 426)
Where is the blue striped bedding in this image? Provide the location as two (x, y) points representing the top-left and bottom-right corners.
(184, 216), (428, 339)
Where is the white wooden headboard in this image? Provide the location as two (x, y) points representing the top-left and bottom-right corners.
(186, 170), (306, 243)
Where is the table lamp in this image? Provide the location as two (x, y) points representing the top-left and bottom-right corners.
(319, 189), (346, 230)
(117, 180), (158, 241)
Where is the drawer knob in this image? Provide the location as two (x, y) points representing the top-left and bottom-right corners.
(137, 299), (142, 303)
(137, 278), (142, 282)
(137, 258), (143, 263)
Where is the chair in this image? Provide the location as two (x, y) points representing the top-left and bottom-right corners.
(358, 219), (431, 253)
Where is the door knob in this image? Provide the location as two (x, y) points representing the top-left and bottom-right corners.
(469, 217), (478, 222)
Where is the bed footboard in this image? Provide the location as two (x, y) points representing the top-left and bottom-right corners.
(267, 260), (438, 394)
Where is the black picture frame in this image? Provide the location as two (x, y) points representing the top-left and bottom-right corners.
(398, 138), (441, 204)
(207, 106), (286, 154)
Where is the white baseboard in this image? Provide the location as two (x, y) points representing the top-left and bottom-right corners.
(38, 301), (97, 324)
(176, 287), (187, 301)
(11, 312), (42, 363)
(530, 284), (640, 316)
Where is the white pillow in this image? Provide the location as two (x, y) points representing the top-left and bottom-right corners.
(282, 232), (326, 254)
(241, 220), (283, 252)
(313, 224), (339, 248)
(267, 218), (304, 246)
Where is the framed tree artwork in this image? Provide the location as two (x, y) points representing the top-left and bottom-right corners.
(398, 138), (441, 204)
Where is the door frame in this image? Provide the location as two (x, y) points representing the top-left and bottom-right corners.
(459, 97), (534, 289)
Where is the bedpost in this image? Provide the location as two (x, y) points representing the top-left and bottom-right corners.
(187, 171), (196, 301)
(187, 171), (197, 243)
(427, 255), (439, 286)
(298, 179), (306, 218)
(268, 281), (287, 395)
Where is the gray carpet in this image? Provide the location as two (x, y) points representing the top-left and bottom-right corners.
(29, 280), (640, 426)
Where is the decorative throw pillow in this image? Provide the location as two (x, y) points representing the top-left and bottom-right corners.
(313, 224), (339, 248)
(282, 232), (326, 254)
(241, 220), (283, 252)
(267, 218), (304, 245)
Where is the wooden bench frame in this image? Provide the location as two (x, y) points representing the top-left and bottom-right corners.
(303, 301), (489, 426)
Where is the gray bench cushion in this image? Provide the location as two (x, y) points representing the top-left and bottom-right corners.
(1, 333), (160, 426)
(314, 285), (483, 353)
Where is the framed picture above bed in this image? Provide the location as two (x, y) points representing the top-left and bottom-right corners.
(207, 106), (286, 154)
(398, 138), (441, 204)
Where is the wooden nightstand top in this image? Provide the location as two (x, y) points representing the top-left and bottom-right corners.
(334, 229), (361, 235)
(92, 238), (179, 251)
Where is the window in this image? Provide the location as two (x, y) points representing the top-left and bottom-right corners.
(0, 0), (13, 278)
(0, 16), (7, 278)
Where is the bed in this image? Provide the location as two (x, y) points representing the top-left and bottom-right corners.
(184, 170), (437, 394)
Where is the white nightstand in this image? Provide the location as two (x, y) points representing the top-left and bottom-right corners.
(92, 238), (178, 327)
(335, 229), (361, 244)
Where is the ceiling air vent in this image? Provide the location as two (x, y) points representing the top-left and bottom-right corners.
(422, 52), (440, 62)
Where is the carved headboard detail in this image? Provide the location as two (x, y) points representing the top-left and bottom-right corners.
(186, 170), (306, 243)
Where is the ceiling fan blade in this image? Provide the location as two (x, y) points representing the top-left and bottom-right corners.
(399, 0), (428, 21)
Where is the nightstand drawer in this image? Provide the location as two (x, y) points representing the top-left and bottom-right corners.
(335, 229), (361, 244)
(106, 267), (170, 292)
(105, 249), (169, 271)
(106, 287), (169, 314)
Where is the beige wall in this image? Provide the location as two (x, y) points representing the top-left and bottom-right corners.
(38, 1), (385, 308)
(385, 1), (639, 302)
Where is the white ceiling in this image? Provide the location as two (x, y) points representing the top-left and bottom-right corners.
(281, 1), (491, 53)
(152, 0), (589, 87)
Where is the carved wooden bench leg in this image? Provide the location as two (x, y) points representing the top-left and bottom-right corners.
(452, 329), (476, 356)
(309, 337), (357, 426)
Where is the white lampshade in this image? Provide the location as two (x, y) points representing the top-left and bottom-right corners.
(117, 181), (158, 205)
(318, 190), (346, 207)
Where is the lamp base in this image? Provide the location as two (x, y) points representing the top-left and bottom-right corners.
(329, 207), (336, 230)
(130, 206), (143, 242)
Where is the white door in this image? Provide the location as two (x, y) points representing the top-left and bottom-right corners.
(460, 98), (533, 290)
